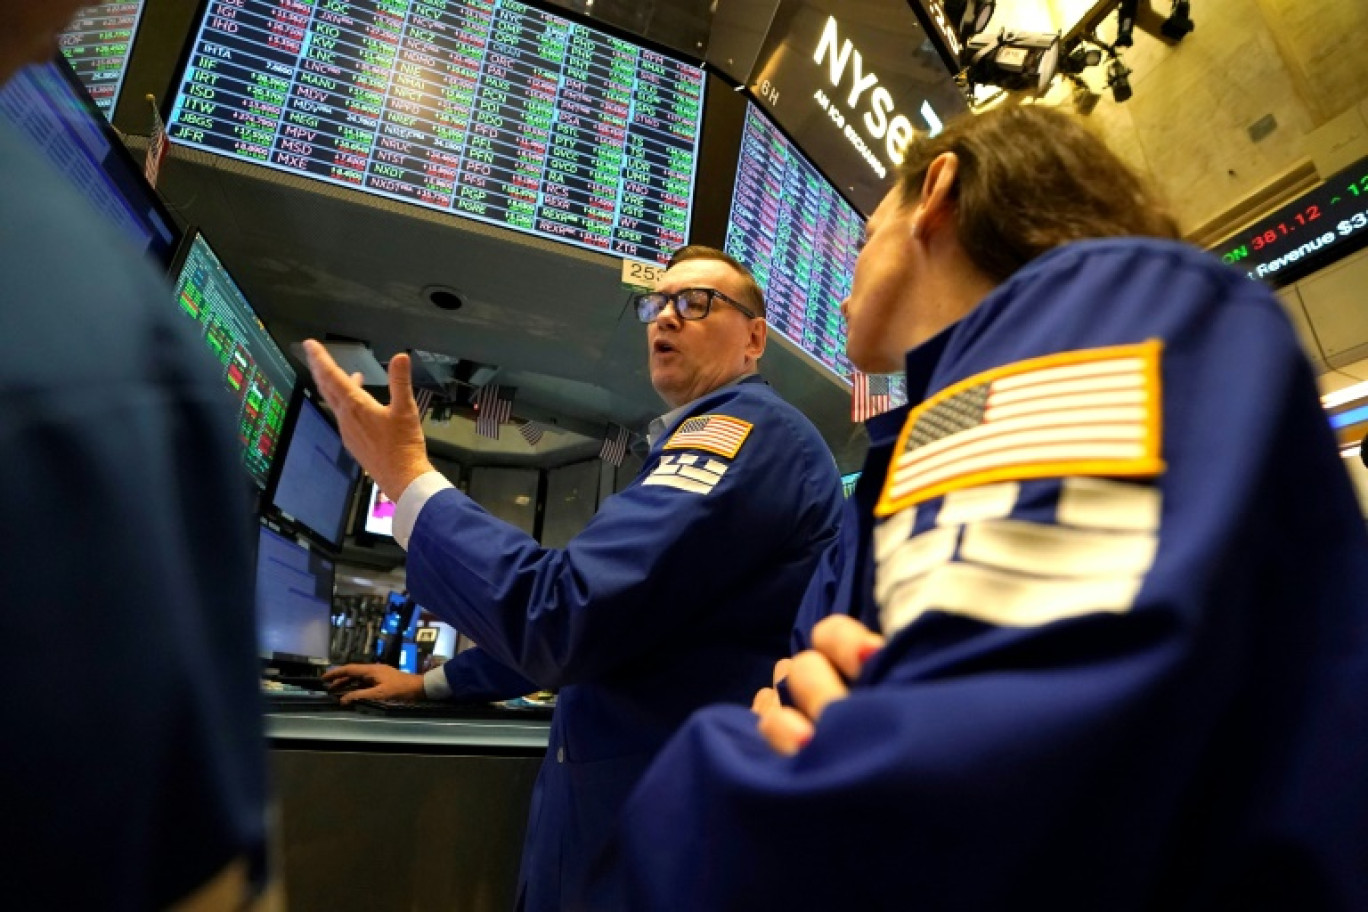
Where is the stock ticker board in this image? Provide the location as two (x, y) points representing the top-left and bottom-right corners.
(166, 0), (704, 263)
(58, 0), (147, 116)
(725, 102), (864, 381)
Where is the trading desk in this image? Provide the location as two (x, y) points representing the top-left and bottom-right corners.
(267, 711), (550, 912)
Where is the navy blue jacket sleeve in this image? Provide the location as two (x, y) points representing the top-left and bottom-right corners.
(598, 242), (1368, 911)
(440, 646), (540, 702)
(405, 384), (841, 688)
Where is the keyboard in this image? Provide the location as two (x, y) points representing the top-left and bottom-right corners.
(352, 699), (553, 721)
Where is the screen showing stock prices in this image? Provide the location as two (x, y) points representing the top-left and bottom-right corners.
(57, 1), (148, 117)
(172, 231), (297, 488)
(1214, 155), (1368, 288)
(166, 0), (705, 264)
(0, 58), (178, 263)
(725, 102), (863, 381)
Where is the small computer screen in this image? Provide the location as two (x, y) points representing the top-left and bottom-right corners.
(841, 472), (860, 498)
(170, 229), (297, 489)
(254, 524), (335, 665)
(268, 392), (360, 549)
(57, 0), (149, 118)
(0, 56), (178, 263)
(363, 481), (396, 539)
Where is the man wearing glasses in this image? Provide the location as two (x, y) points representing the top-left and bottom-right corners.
(306, 245), (842, 912)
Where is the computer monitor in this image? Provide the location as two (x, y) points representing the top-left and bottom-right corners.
(168, 228), (297, 490)
(841, 472), (860, 498)
(264, 388), (361, 551)
(57, 0), (150, 118)
(0, 55), (178, 264)
(165, 0), (706, 264)
(254, 523), (335, 669)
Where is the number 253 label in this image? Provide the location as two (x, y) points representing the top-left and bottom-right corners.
(621, 259), (666, 290)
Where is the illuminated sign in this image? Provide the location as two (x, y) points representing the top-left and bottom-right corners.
(746, 0), (967, 215)
(1214, 155), (1368, 287)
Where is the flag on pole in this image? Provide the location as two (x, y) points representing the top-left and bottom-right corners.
(472, 383), (511, 439)
(414, 388), (434, 423)
(518, 420), (545, 447)
(144, 94), (168, 189)
(599, 423), (629, 466)
(852, 372), (893, 423)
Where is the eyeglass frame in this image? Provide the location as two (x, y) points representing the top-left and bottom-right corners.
(633, 287), (762, 323)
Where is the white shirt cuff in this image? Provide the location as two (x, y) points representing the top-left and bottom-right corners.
(393, 470), (454, 550)
(423, 665), (453, 700)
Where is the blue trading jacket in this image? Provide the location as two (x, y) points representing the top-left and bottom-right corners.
(0, 120), (268, 906)
(599, 239), (1368, 911)
(404, 374), (842, 912)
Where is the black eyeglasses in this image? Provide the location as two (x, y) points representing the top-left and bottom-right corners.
(634, 287), (761, 323)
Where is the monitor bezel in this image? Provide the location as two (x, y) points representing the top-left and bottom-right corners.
(261, 384), (361, 554)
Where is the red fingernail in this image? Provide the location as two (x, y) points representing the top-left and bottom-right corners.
(856, 642), (882, 663)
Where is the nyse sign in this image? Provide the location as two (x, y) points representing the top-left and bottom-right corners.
(746, 2), (965, 214)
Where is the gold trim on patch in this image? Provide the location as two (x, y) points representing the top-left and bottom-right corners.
(874, 341), (1165, 518)
(663, 414), (754, 460)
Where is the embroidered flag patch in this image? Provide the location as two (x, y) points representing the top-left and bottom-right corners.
(642, 453), (730, 495)
(664, 414), (754, 459)
(875, 341), (1164, 518)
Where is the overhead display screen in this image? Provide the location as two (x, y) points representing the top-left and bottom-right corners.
(167, 0), (705, 264)
(171, 231), (296, 489)
(725, 102), (863, 381)
(57, 1), (148, 117)
(744, 0), (967, 215)
(1214, 155), (1368, 288)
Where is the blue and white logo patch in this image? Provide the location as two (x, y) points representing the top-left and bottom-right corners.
(642, 452), (730, 495)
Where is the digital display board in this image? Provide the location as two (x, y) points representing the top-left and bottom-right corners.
(1214, 155), (1368, 288)
(171, 231), (296, 489)
(167, 0), (705, 263)
(57, 1), (148, 117)
(0, 57), (178, 263)
(744, 0), (967, 215)
(725, 102), (862, 381)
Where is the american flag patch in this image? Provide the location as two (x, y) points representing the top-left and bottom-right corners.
(664, 414), (754, 459)
(874, 342), (1164, 518)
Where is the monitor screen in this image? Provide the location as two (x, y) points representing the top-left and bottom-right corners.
(362, 480), (396, 539)
(170, 230), (297, 489)
(267, 392), (361, 549)
(57, 0), (149, 117)
(724, 102), (863, 382)
(255, 524), (335, 665)
(0, 56), (178, 263)
(166, 0), (706, 264)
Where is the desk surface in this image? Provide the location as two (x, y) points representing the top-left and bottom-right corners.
(265, 711), (551, 751)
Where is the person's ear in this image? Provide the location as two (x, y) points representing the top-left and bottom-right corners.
(745, 316), (767, 364)
(913, 152), (960, 240)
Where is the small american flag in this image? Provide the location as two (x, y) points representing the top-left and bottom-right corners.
(852, 372), (893, 422)
(144, 94), (168, 189)
(663, 414), (753, 459)
(877, 345), (1161, 517)
(599, 423), (629, 466)
(518, 420), (545, 447)
(472, 383), (511, 439)
(414, 388), (434, 423)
